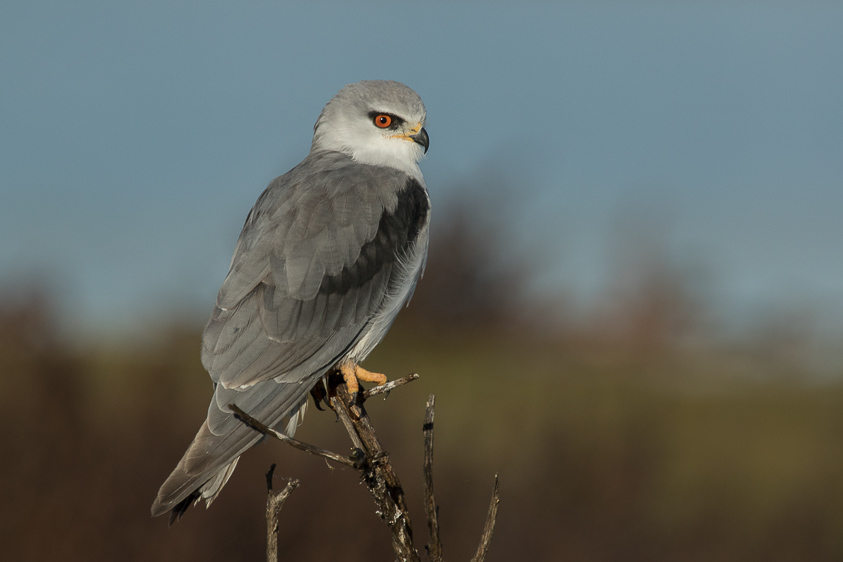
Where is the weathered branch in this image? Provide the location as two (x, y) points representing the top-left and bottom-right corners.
(264, 464), (299, 562)
(230, 404), (359, 469)
(470, 475), (501, 562)
(332, 382), (421, 561)
(423, 394), (443, 561)
(231, 373), (500, 562)
(362, 373), (420, 399)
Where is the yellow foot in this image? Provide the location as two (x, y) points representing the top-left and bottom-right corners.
(339, 363), (388, 397)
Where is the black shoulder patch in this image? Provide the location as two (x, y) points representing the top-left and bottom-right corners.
(392, 177), (430, 246)
(318, 178), (429, 297)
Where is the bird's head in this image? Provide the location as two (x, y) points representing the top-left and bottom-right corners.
(311, 80), (429, 180)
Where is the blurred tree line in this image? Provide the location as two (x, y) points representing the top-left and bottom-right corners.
(2, 180), (843, 561)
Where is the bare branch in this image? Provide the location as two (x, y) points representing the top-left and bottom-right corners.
(331, 396), (367, 452)
(232, 374), (499, 562)
(362, 373), (420, 399)
(332, 384), (421, 562)
(265, 464), (299, 562)
(230, 404), (359, 469)
(470, 475), (501, 562)
(423, 394), (443, 561)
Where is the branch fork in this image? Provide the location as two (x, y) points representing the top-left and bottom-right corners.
(231, 372), (499, 561)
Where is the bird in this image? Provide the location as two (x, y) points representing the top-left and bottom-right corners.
(151, 80), (431, 523)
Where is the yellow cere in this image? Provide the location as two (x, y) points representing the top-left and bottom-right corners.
(391, 122), (422, 141)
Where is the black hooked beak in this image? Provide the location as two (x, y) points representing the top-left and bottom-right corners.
(410, 127), (429, 154)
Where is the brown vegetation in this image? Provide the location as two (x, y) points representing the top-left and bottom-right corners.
(2, 203), (842, 560)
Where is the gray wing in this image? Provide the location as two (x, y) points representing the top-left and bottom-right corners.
(152, 152), (430, 518)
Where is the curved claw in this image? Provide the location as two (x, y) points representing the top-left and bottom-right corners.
(310, 385), (327, 411)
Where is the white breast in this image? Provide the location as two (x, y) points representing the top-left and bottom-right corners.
(348, 220), (430, 362)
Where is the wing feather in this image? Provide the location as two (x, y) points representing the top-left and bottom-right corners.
(152, 152), (431, 517)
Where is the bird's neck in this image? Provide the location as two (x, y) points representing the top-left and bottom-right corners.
(311, 137), (424, 184)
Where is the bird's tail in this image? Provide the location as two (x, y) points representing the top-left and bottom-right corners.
(151, 398), (308, 523)
(150, 419), (254, 524)
(162, 456), (241, 525)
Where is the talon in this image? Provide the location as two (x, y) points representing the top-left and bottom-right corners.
(349, 391), (360, 407)
(310, 384), (330, 411)
(311, 393), (324, 411)
(339, 363), (388, 400)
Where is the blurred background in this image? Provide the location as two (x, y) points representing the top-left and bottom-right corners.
(2, 2), (843, 560)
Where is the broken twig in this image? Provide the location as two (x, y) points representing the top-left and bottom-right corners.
(470, 475), (501, 562)
(362, 373), (420, 399)
(232, 373), (500, 561)
(423, 394), (443, 561)
(230, 404), (359, 469)
(265, 464), (299, 562)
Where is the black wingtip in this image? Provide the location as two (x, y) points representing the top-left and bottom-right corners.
(167, 490), (201, 526)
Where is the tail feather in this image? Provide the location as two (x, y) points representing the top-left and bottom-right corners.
(168, 489), (200, 526)
(151, 395), (309, 522)
(164, 458), (240, 525)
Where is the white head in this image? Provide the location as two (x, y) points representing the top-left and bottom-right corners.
(311, 80), (429, 181)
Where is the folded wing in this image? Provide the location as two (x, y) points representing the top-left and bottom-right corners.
(152, 152), (430, 518)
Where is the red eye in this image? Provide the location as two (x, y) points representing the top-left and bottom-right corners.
(374, 114), (392, 128)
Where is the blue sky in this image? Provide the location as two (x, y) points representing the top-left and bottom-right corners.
(2, 2), (842, 337)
